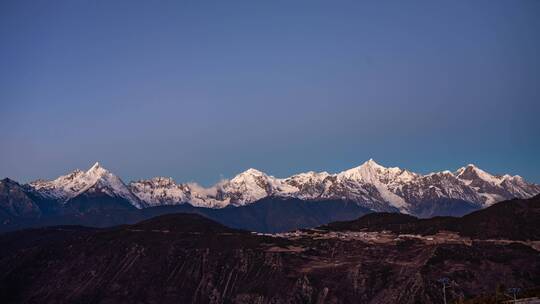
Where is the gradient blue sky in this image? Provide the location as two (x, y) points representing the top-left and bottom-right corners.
(1, 0), (539, 185)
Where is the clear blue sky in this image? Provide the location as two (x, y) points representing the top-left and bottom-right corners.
(1, 0), (539, 185)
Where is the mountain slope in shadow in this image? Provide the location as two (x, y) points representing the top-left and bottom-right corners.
(324, 194), (540, 240)
(1, 197), (372, 233)
(1, 199), (539, 304)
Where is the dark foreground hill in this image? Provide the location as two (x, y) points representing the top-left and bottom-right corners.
(324, 194), (540, 240)
(1, 203), (539, 304)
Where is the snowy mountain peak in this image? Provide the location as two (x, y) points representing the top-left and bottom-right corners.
(451, 164), (540, 206)
(228, 168), (273, 188)
(363, 158), (385, 169)
(86, 162), (109, 176)
(229, 168), (265, 181)
(335, 160), (410, 212)
(221, 168), (300, 206)
(456, 164), (500, 185)
(90, 161), (101, 170)
(340, 159), (389, 182)
(28, 162), (142, 208)
(77, 163), (142, 208)
(129, 177), (189, 207)
(234, 168), (267, 178)
(456, 163), (482, 174)
(455, 164), (480, 175)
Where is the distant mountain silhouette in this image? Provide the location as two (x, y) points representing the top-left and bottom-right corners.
(0, 196), (371, 233)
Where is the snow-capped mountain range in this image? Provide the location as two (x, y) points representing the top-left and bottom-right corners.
(25, 160), (540, 215)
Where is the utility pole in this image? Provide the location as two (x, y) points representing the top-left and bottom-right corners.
(507, 288), (521, 303)
(438, 277), (450, 304)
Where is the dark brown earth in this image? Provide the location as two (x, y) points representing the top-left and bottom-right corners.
(1, 206), (539, 304)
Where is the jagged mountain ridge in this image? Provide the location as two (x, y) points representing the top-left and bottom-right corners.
(21, 160), (540, 215)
